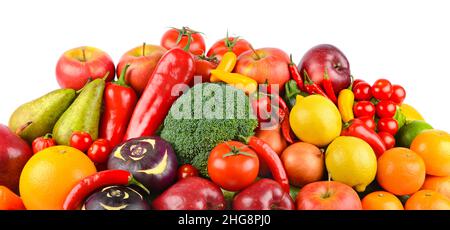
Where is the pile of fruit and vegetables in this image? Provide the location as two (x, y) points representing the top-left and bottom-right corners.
(2, 26), (450, 210)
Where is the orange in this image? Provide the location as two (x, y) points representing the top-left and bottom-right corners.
(19, 146), (96, 210)
(410, 130), (450, 176)
(405, 190), (450, 210)
(0, 186), (25, 210)
(361, 191), (404, 210)
(376, 147), (426, 196)
(421, 176), (450, 199)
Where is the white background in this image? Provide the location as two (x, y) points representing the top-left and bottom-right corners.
(0, 0), (449, 131)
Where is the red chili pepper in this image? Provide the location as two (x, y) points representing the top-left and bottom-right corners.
(303, 70), (329, 98)
(341, 119), (387, 158)
(123, 38), (196, 140)
(63, 170), (148, 210)
(242, 136), (290, 193)
(288, 55), (305, 91)
(32, 133), (56, 154)
(322, 68), (337, 104)
(273, 94), (294, 144)
(99, 64), (138, 147)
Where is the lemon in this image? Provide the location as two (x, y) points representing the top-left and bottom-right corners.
(325, 136), (377, 192)
(289, 95), (341, 147)
(400, 103), (424, 121)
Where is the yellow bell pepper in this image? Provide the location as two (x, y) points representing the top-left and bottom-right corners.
(338, 89), (355, 123)
(209, 70), (257, 94)
(210, 51), (236, 82)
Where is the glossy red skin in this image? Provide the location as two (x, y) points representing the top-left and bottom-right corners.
(299, 44), (351, 93)
(0, 124), (33, 193)
(207, 37), (252, 62)
(390, 85), (406, 104)
(352, 79), (365, 87)
(232, 179), (295, 210)
(87, 139), (111, 164)
(358, 116), (376, 131)
(160, 28), (205, 55)
(99, 82), (137, 147)
(377, 117), (398, 136)
(177, 164), (199, 180)
(235, 48), (290, 87)
(56, 47), (115, 90)
(123, 48), (195, 140)
(194, 56), (218, 84)
(353, 82), (372, 101)
(341, 119), (386, 158)
(208, 141), (259, 192)
(296, 181), (362, 210)
(376, 100), (397, 118)
(32, 136), (56, 154)
(378, 132), (396, 150)
(116, 45), (166, 94)
(70, 131), (93, 152)
(371, 79), (393, 100)
(353, 101), (376, 118)
(152, 177), (226, 210)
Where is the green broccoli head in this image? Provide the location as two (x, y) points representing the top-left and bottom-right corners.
(160, 83), (258, 176)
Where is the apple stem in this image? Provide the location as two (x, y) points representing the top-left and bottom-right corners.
(81, 47), (86, 62)
(142, 42), (146, 56)
(250, 45), (261, 60)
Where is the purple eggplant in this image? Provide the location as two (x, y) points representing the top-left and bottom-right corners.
(82, 185), (150, 210)
(107, 136), (177, 192)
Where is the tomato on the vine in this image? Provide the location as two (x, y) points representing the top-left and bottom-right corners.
(160, 27), (206, 55)
(207, 36), (252, 62)
(87, 139), (111, 164)
(390, 85), (406, 104)
(377, 117), (399, 136)
(353, 82), (372, 101)
(353, 101), (376, 118)
(378, 132), (396, 149)
(177, 164), (199, 180)
(358, 116), (376, 131)
(376, 100), (397, 118)
(70, 131), (93, 152)
(207, 141), (259, 191)
(371, 79), (393, 100)
(194, 54), (218, 83)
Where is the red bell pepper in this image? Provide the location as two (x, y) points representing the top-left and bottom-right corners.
(123, 40), (196, 140)
(341, 119), (387, 158)
(99, 64), (137, 147)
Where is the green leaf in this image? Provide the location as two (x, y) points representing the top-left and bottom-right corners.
(394, 106), (407, 129)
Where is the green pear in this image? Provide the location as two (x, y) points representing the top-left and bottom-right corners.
(9, 89), (76, 143)
(53, 78), (105, 145)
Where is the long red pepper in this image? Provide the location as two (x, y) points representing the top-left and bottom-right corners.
(243, 136), (290, 193)
(288, 54), (305, 91)
(99, 64), (137, 147)
(303, 70), (329, 98)
(123, 39), (196, 140)
(63, 170), (148, 210)
(341, 119), (387, 158)
(322, 68), (337, 104)
(274, 95), (294, 144)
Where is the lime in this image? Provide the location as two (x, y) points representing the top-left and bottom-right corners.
(395, 120), (433, 147)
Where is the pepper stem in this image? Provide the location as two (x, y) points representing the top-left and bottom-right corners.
(129, 177), (150, 195)
(289, 54), (295, 65)
(43, 133), (53, 139)
(115, 64), (131, 87)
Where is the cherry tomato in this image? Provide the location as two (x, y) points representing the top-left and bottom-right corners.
(207, 36), (252, 62)
(177, 164), (199, 180)
(390, 85), (406, 104)
(194, 54), (218, 83)
(87, 139), (111, 164)
(353, 82), (372, 101)
(32, 133), (56, 154)
(376, 100), (397, 118)
(352, 79), (366, 87)
(353, 101), (376, 118)
(371, 79), (393, 100)
(358, 116), (376, 131)
(207, 141), (259, 191)
(378, 132), (396, 150)
(70, 131), (93, 152)
(377, 117), (398, 136)
(160, 27), (205, 55)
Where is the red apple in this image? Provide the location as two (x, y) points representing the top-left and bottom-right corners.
(56, 46), (115, 90)
(299, 44), (351, 93)
(235, 47), (290, 88)
(0, 124), (33, 194)
(296, 181), (362, 210)
(117, 44), (167, 94)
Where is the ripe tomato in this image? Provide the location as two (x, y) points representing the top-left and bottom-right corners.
(160, 27), (205, 55)
(378, 132), (396, 150)
(376, 100), (397, 118)
(358, 116), (376, 130)
(353, 82), (372, 101)
(177, 164), (199, 180)
(208, 141), (259, 191)
(32, 133), (56, 154)
(194, 55), (218, 83)
(70, 131), (93, 152)
(352, 79), (366, 87)
(377, 117), (399, 136)
(372, 79), (393, 100)
(353, 101), (376, 118)
(87, 139), (111, 164)
(390, 85), (406, 104)
(207, 37), (252, 62)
